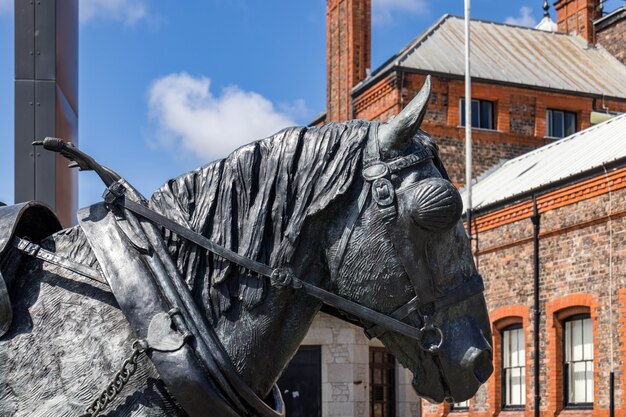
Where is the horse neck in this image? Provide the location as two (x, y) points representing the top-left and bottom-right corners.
(211, 245), (328, 398)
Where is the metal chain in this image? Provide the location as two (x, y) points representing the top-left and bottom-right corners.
(79, 340), (148, 417)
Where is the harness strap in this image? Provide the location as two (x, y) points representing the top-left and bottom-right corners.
(330, 181), (371, 278)
(12, 237), (106, 285)
(105, 183), (274, 278)
(365, 296), (419, 340)
(364, 273), (484, 340)
(103, 183), (428, 343)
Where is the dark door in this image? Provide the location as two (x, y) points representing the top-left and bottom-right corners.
(277, 345), (322, 417)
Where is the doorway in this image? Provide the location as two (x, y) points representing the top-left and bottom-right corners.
(277, 345), (322, 417)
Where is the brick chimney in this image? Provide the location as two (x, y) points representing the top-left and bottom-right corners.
(326, 0), (371, 122)
(554, 0), (603, 43)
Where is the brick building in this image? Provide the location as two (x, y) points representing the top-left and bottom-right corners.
(428, 112), (626, 417)
(316, 1), (626, 185)
(279, 1), (626, 417)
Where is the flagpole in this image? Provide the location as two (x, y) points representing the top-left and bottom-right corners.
(464, 0), (472, 238)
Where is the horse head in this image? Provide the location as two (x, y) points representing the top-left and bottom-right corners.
(323, 76), (493, 403)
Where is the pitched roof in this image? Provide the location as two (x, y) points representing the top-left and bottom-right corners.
(461, 113), (626, 213)
(354, 15), (626, 99)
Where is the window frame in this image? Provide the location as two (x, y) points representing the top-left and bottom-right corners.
(501, 323), (526, 410)
(460, 98), (495, 130)
(370, 347), (396, 417)
(546, 108), (577, 138)
(562, 313), (593, 409)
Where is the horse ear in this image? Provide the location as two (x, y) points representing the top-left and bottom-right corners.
(379, 75), (431, 154)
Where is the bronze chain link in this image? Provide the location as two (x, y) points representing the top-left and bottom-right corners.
(79, 340), (148, 417)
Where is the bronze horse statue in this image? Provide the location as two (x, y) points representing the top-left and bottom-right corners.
(0, 77), (492, 416)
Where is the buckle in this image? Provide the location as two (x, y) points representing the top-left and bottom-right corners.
(372, 178), (395, 207)
(15, 238), (39, 257)
(102, 181), (126, 204)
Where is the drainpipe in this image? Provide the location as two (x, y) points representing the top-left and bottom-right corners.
(531, 196), (541, 417)
(602, 163), (615, 417)
(610, 372), (615, 417)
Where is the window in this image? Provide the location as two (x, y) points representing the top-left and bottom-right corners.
(502, 324), (525, 408)
(451, 400), (469, 412)
(564, 314), (593, 407)
(460, 99), (494, 129)
(547, 109), (577, 138)
(370, 347), (395, 417)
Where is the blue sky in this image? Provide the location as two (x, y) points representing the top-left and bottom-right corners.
(0, 0), (622, 207)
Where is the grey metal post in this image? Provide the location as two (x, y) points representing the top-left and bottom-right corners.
(14, 0), (78, 227)
(464, 0), (472, 238)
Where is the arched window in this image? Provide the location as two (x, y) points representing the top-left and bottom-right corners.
(502, 324), (525, 408)
(563, 314), (593, 407)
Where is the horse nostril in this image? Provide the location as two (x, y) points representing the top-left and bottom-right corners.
(461, 347), (493, 384)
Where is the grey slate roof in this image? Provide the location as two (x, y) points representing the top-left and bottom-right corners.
(461, 113), (626, 213)
(354, 15), (626, 99)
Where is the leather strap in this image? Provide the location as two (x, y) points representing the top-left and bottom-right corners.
(330, 181), (371, 278)
(365, 296), (419, 339)
(104, 182), (274, 278)
(103, 181), (428, 343)
(364, 274), (484, 340)
(12, 237), (106, 285)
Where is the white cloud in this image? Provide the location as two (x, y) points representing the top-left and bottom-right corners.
(0, 0), (12, 15)
(147, 72), (301, 161)
(372, 0), (429, 25)
(505, 6), (537, 27)
(80, 0), (148, 25)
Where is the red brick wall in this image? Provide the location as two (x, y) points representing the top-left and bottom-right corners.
(352, 72), (401, 122)
(554, 0), (603, 43)
(326, 0), (371, 122)
(353, 72), (626, 185)
(423, 179), (626, 417)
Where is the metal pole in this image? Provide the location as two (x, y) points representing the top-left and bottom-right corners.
(14, 0), (78, 227)
(464, 0), (472, 237)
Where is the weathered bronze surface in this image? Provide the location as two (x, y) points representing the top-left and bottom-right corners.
(0, 76), (493, 416)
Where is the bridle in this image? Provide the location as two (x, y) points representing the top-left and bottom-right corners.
(330, 123), (485, 354)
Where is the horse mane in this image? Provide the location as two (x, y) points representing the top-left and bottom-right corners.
(149, 120), (370, 321)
